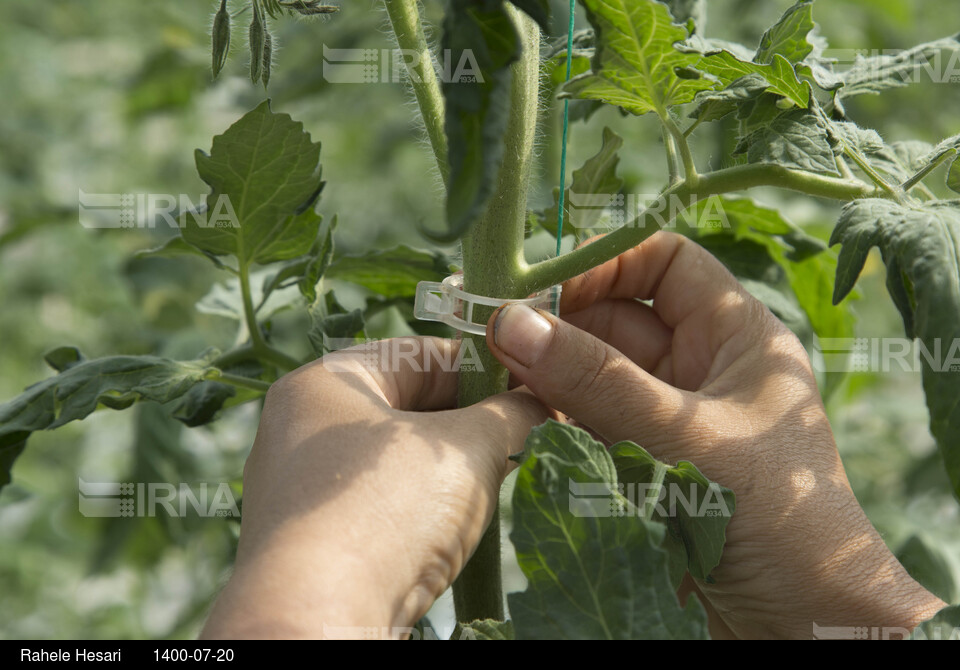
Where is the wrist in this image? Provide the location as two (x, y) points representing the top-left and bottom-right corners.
(202, 522), (422, 639)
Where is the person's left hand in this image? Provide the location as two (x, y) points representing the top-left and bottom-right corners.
(201, 337), (548, 639)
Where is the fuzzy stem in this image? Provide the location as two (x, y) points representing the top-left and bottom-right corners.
(520, 163), (881, 294)
(239, 263), (301, 371)
(452, 8), (541, 625)
(210, 371), (272, 393)
(383, 0), (449, 183)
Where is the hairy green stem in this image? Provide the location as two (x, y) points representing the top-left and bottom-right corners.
(383, 0), (449, 183)
(845, 147), (902, 201)
(209, 371), (272, 393)
(662, 124), (681, 186)
(663, 116), (698, 184)
(902, 147), (957, 192)
(452, 8), (541, 625)
(520, 163), (881, 294)
(239, 264), (301, 371)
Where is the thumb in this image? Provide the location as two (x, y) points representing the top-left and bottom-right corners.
(486, 303), (691, 452)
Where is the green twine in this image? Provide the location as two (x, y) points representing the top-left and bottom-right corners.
(555, 0), (577, 256)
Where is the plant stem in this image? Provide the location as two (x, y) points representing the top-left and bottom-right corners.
(452, 8), (541, 625)
(902, 147), (957, 192)
(383, 0), (449, 183)
(520, 163), (880, 293)
(662, 124), (681, 186)
(239, 264), (302, 371)
(845, 147), (902, 201)
(662, 115), (698, 184)
(208, 371), (272, 393)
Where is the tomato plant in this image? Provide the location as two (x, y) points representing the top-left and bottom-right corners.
(1, 0), (959, 638)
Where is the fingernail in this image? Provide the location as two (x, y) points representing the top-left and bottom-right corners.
(494, 304), (554, 368)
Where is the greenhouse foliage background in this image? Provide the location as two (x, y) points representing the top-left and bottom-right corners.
(0, 0), (958, 638)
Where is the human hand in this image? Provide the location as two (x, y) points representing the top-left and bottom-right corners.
(485, 231), (944, 639)
(201, 338), (547, 639)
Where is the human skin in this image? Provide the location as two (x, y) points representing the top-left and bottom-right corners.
(202, 232), (944, 640)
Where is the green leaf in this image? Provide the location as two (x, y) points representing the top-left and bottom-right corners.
(43, 346), (86, 372)
(325, 245), (451, 298)
(610, 442), (735, 585)
(439, 0), (521, 242)
(895, 533), (958, 604)
(754, 0), (816, 65)
(830, 199), (960, 499)
(696, 51), (812, 109)
(509, 421), (709, 640)
(690, 73), (770, 123)
(562, 0), (714, 117)
(506, 0), (549, 32)
(307, 292), (365, 357)
(538, 127), (623, 240)
(183, 100), (324, 266)
(949, 155), (960, 194)
(0, 353), (217, 491)
(451, 619), (515, 640)
(134, 234), (235, 273)
(735, 108), (839, 175)
(836, 34), (960, 101)
(911, 604), (960, 640)
(261, 214), (337, 305)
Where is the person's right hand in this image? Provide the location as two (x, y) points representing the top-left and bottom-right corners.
(486, 231), (944, 639)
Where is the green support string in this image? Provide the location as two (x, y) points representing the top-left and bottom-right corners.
(555, 0), (577, 256)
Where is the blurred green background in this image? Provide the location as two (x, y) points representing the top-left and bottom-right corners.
(0, 0), (958, 638)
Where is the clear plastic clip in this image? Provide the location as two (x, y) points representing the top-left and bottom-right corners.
(414, 275), (561, 336)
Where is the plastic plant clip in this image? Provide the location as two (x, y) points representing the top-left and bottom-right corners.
(414, 275), (562, 336)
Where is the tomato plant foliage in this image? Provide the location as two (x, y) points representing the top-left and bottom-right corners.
(2, 0), (960, 638)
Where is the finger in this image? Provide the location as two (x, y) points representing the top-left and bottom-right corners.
(278, 337), (462, 413)
(562, 299), (674, 375)
(455, 390), (552, 475)
(562, 231), (760, 334)
(486, 302), (700, 456)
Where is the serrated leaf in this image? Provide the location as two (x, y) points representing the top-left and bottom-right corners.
(609, 442), (735, 585)
(537, 127), (623, 240)
(736, 108), (838, 175)
(755, 0), (816, 65)
(451, 619), (515, 640)
(508, 421), (709, 640)
(183, 100), (324, 266)
(135, 233), (235, 272)
(561, 0), (714, 118)
(837, 34), (960, 101)
(439, 0), (521, 242)
(690, 73), (770, 123)
(696, 51), (812, 108)
(307, 292), (365, 357)
(0, 353), (217, 491)
(827, 120), (885, 155)
(261, 214), (337, 304)
(830, 199), (960, 499)
(325, 245), (451, 298)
